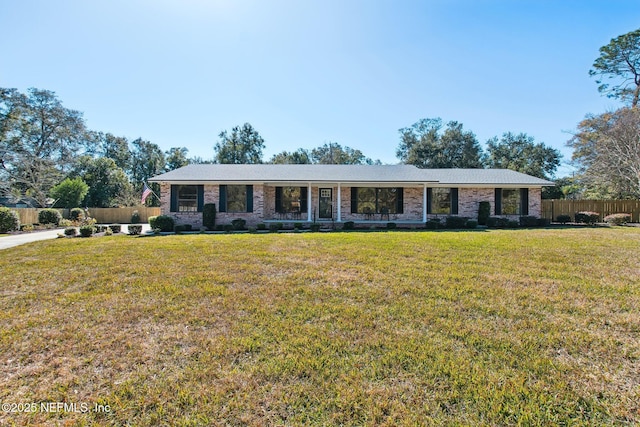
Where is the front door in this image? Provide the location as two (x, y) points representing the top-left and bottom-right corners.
(318, 188), (332, 219)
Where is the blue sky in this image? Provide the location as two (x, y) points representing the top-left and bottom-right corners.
(2, 1), (639, 176)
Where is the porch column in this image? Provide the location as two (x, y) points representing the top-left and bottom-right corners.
(337, 183), (342, 222)
(423, 184), (427, 222)
(307, 183), (312, 222)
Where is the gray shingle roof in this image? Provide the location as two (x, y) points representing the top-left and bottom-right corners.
(149, 164), (554, 186)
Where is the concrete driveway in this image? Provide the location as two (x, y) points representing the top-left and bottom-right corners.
(0, 225), (151, 250)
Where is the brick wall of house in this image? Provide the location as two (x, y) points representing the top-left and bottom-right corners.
(159, 183), (544, 227)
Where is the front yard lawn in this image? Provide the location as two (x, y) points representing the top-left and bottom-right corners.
(0, 228), (638, 426)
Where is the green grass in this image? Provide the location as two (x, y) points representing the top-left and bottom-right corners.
(0, 228), (639, 426)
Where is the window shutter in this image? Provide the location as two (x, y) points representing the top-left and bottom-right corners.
(219, 185), (227, 212)
(275, 187), (283, 213)
(451, 188), (459, 215)
(170, 185), (178, 212)
(300, 187), (308, 213)
(520, 188), (529, 216)
(396, 188), (404, 214)
(246, 185), (253, 213)
(197, 185), (204, 212)
(494, 188), (502, 215)
(426, 188), (432, 214)
(351, 188), (358, 214)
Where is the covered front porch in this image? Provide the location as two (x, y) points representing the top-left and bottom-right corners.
(260, 183), (430, 224)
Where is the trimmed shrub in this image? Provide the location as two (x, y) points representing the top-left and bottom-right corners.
(174, 224), (194, 233)
(294, 222), (304, 230)
(342, 221), (355, 230)
(231, 218), (246, 230)
(465, 219), (478, 229)
(79, 225), (95, 237)
(131, 210), (141, 224)
(64, 227), (77, 236)
(203, 203), (216, 230)
(575, 211), (600, 224)
(445, 216), (468, 229)
(149, 215), (175, 232)
(604, 213), (632, 225)
(519, 216), (540, 227)
(478, 201), (491, 226)
(223, 224), (234, 233)
(556, 214), (571, 224)
(507, 220), (520, 228)
(109, 224), (121, 233)
(38, 209), (62, 226)
(310, 223), (321, 232)
(128, 225), (142, 235)
(69, 208), (85, 222)
(425, 218), (441, 230)
(386, 222), (397, 230)
(487, 217), (510, 228)
(0, 207), (20, 233)
(269, 222), (284, 232)
(257, 223), (267, 231)
(538, 218), (551, 227)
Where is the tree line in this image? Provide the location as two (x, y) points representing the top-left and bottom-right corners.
(1, 27), (639, 208)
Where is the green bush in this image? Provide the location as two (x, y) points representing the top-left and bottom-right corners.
(38, 209), (62, 226)
(604, 213), (631, 225)
(293, 222), (304, 230)
(465, 219), (478, 229)
(342, 221), (355, 230)
(310, 223), (321, 232)
(223, 224), (233, 233)
(64, 227), (77, 236)
(556, 214), (571, 224)
(0, 207), (20, 233)
(174, 224), (194, 233)
(575, 211), (600, 224)
(20, 224), (34, 232)
(231, 218), (246, 230)
(131, 210), (141, 224)
(69, 208), (85, 222)
(257, 223), (267, 230)
(203, 203), (216, 230)
(149, 215), (175, 232)
(487, 217), (510, 228)
(519, 216), (540, 227)
(425, 218), (441, 230)
(445, 216), (468, 229)
(79, 225), (95, 237)
(128, 225), (142, 235)
(109, 224), (121, 233)
(478, 201), (491, 226)
(269, 223), (283, 232)
(507, 220), (520, 228)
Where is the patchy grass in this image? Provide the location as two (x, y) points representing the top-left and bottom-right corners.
(0, 228), (639, 426)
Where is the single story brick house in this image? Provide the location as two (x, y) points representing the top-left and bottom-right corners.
(149, 164), (554, 227)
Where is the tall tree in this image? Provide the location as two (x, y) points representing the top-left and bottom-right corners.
(130, 138), (165, 206)
(568, 107), (640, 198)
(165, 147), (190, 171)
(94, 132), (131, 171)
(214, 123), (265, 164)
(72, 156), (135, 207)
(50, 177), (89, 208)
(590, 29), (640, 107)
(397, 118), (483, 168)
(270, 149), (312, 164)
(311, 142), (378, 165)
(484, 132), (561, 180)
(0, 87), (90, 206)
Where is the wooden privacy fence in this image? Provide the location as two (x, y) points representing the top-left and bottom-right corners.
(542, 199), (640, 222)
(12, 207), (162, 225)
